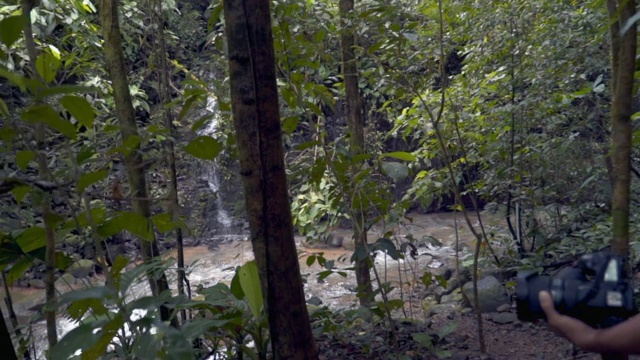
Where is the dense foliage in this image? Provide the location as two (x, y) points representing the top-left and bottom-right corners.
(0, 0), (638, 358)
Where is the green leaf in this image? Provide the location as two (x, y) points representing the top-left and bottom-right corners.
(67, 298), (107, 320)
(0, 15), (26, 48)
(381, 151), (417, 161)
(230, 269), (245, 300)
(11, 185), (30, 203)
(98, 211), (153, 241)
(35, 51), (61, 84)
(15, 150), (35, 170)
(60, 95), (96, 128)
(77, 170), (108, 193)
(421, 273), (433, 287)
(306, 255), (316, 267)
(6, 256), (34, 285)
(179, 94), (203, 122)
(282, 116), (299, 133)
(16, 227), (46, 253)
(35, 85), (98, 100)
(184, 136), (222, 160)
(0, 98), (8, 116)
(55, 252), (71, 270)
(109, 255), (129, 291)
(381, 161), (409, 182)
(22, 104), (77, 140)
(0, 67), (27, 92)
(152, 213), (176, 233)
(238, 260), (263, 318)
(374, 238), (401, 260)
(50, 323), (100, 360)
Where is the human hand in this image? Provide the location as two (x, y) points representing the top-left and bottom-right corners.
(538, 291), (598, 351)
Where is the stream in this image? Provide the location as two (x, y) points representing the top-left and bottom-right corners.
(2, 211), (508, 359)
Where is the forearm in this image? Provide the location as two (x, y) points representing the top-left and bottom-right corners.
(584, 314), (640, 354)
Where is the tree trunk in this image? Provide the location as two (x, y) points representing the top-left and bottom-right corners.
(339, 0), (373, 306)
(606, 0), (636, 257)
(99, 0), (174, 323)
(153, 0), (188, 324)
(223, 0), (319, 358)
(19, 0), (57, 348)
(0, 307), (18, 360)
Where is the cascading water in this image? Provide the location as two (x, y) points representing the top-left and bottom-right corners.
(200, 95), (234, 235)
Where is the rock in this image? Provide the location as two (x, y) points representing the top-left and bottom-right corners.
(326, 234), (344, 248)
(428, 303), (458, 316)
(55, 273), (76, 290)
(307, 295), (323, 306)
(496, 303), (511, 313)
(341, 236), (355, 251)
(490, 312), (518, 324)
(69, 259), (94, 278)
(440, 291), (462, 304)
(29, 279), (46, 289)
(461, 276), (510, 313)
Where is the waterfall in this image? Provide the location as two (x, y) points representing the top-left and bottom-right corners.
(200, 95), (233, 234)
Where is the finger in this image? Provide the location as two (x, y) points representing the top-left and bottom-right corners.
(538, 291), (557, 316)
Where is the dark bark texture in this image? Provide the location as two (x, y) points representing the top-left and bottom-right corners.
(339, 0), (374, 305)
(100, 0), (174, 323)
(223, 0), (319, 358)
(607, 0), (636, 258)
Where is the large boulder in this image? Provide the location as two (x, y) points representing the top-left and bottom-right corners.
(461, 275), (510, 313)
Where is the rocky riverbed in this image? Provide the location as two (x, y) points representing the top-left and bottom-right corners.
(2, 211), (636, 359)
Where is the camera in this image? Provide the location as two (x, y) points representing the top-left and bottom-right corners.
(516, 252), (637, 328)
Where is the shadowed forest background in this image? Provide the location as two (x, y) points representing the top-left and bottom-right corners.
(1, 0), (640, 359)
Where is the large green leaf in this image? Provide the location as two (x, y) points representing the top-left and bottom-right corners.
(15, 150), (35, 170)
(5, 255), (33, 285)
(238, 260), (263, 319)
(0, 15), (26, 48)
(381, 151), (417, 161)
(50, 322), (101, 360)
(381, 161), (409, 182)
(60, 95), (96, 128)
(183, 136), (222, 160)
(152, 213), (177, 233)
(35, 51), (61, 84)
(374, 237), (401, 260)
(22, 104), (77, 140)
(16, 226), (46, 253)
(98, 211), (153, 241)
(77, 170), (108, 193)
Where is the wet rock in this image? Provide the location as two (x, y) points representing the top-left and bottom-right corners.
(461, 276), (509, 313)
(69, 259), (94, 278)
(490, 312), (518, 324)
(428, 303), (458, 316)
(55, 273), (76, 290)
(326, 234), (344, 248)
(183, 237), (200, 247)
(341, 236), (355, 251)
(307, 295), (323, 306)
(29, 279), (46, 289)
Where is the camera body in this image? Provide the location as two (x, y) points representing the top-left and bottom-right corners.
(516, 252), (637, 328)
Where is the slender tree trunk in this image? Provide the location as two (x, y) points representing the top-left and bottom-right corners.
(339, 0), (373, 306)
(0, 306), (18, 360)
(3, 272), (30, 360)
(606, 0), (636, 258)
(223, 0), (319, 358)
(153, 0), (187, 324)
(99, 0), (174, 324)
(19, 0), (57, 348)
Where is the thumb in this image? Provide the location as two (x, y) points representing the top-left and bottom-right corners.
(538, 290), (557, 317)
